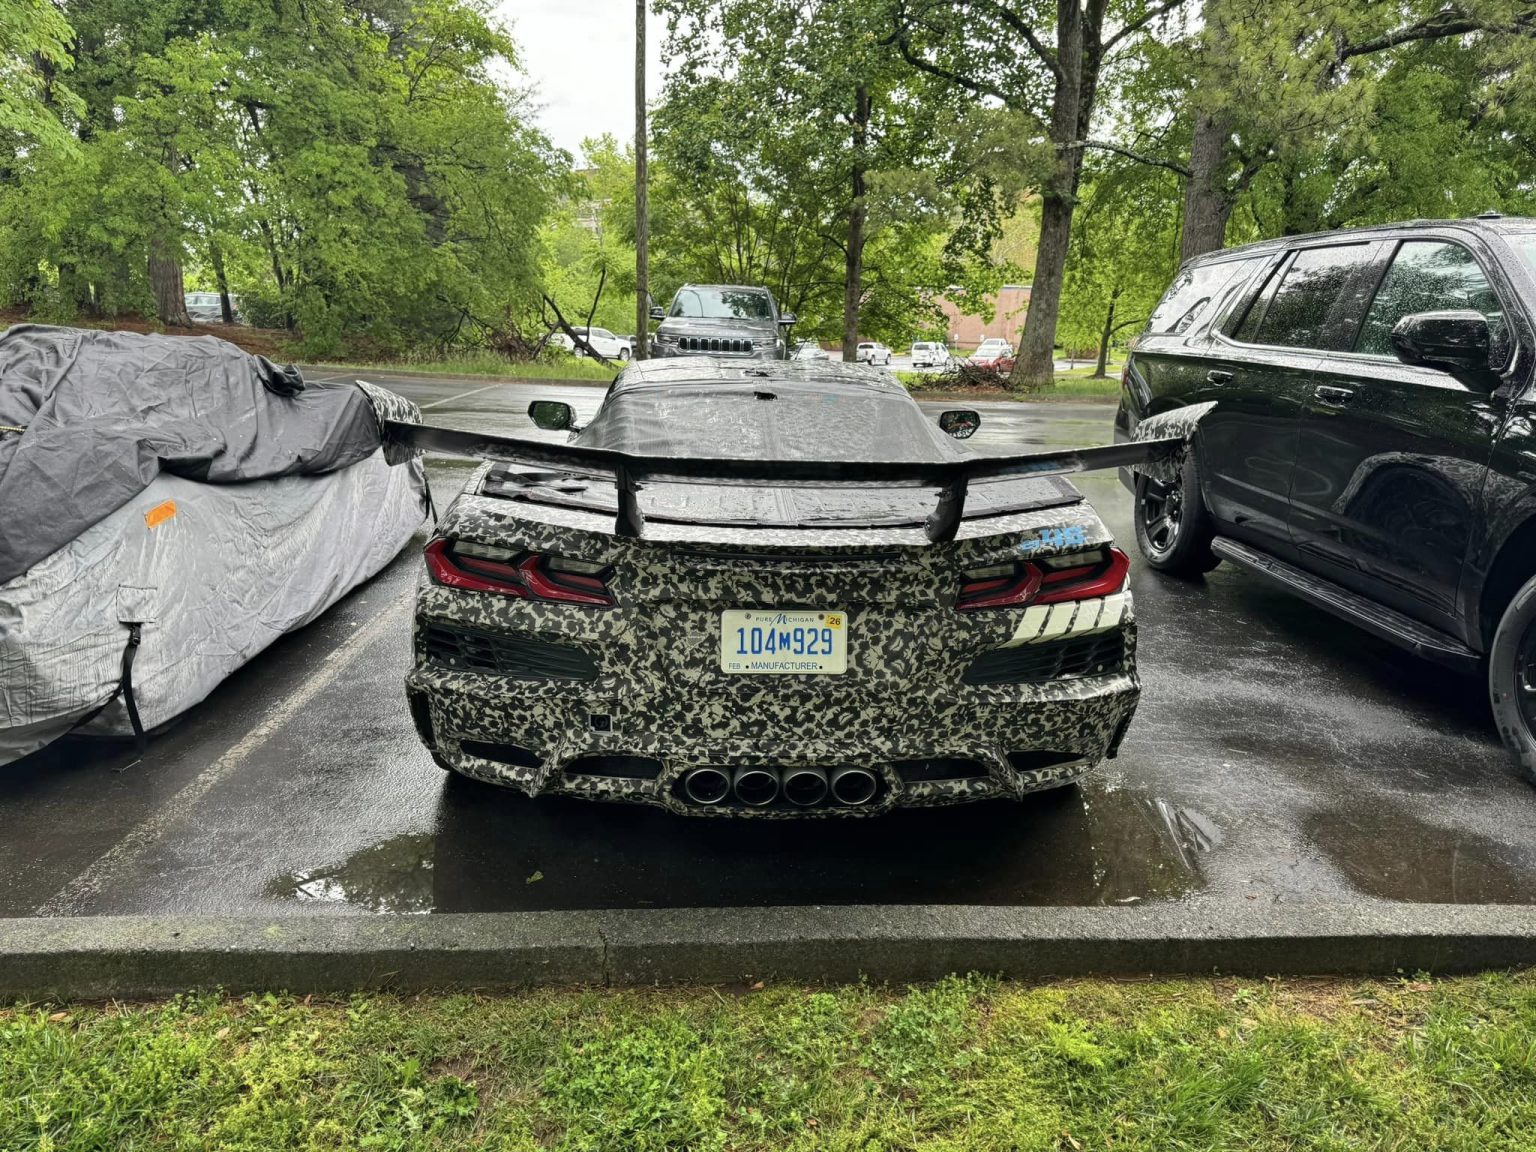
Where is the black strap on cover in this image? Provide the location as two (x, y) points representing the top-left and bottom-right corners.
(120, 622), (146, 754)
(69, 621), (147, 760)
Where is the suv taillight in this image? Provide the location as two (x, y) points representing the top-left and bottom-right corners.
(424, 539), (614, 606)
(957, 547), (1129, 612)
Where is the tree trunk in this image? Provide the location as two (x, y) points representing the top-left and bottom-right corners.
(1181, 112), (1235, 261)
(1008, 3), (1086, 391)
(1093, 287), (1118, 378)
(842, 84), (870, 363)
(210, 243), (235, 324)
(149, 242), (193, 328)
(634, 0), (650, 359)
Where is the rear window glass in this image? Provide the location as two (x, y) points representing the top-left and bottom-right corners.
(1236, 244), (1376, 350)
(1145, 259), (1261, 336)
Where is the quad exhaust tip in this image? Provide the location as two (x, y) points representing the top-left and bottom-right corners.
(782, 766), (829, 807)
(683, 765), (879, 807)
(683, 767), (730, 805)
(733, 766), (780, 807)
(830, 766), (878, 806)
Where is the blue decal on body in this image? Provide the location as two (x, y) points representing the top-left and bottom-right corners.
(1018, 524), (1088, 554)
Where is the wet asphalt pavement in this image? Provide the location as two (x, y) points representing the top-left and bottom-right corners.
(5, 369), (1535, 919)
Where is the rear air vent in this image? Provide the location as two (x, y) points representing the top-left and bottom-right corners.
(963, 632), (1127, 685)
(460, 740), (542, 769)
(892, 758), (991, 783)
(564, 755), (664, 781)
(424, 623), (597, 680)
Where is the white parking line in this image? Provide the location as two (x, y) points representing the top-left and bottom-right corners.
(36, 592), (413, 917)
(417, 382), (505, 410)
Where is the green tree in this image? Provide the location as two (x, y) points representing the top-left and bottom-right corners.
(658, 0), (990, 353)
(892, 0), (1195, 388)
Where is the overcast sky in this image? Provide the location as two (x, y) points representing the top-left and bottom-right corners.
(498, 0), (667, 161)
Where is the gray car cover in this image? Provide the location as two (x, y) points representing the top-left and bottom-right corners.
(0, 324), (400, 583)
(0, 325), (428, 765)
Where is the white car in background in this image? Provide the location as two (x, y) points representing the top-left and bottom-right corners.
(910, 341), (950, 368)
(856, 341), (893, 365)
(572, 327), (633, 361)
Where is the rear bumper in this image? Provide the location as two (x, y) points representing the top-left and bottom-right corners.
(406, 657), (1139, 818)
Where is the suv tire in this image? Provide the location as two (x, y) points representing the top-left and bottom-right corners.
(1134, 452), (1219, 576)
(1489, 573), (1536, 782)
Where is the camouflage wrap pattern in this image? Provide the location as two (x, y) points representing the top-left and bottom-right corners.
(1128, 401), (1216, 484)
(406, 477), (1141, 817)
(355, 379), (424, 466)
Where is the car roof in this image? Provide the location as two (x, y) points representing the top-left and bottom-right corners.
(608, 355), (908, 398)
(677, 283), (772, 294)
(1185, 214), (1536, 270)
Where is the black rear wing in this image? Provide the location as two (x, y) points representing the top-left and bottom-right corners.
(386, 420), (1183, 544)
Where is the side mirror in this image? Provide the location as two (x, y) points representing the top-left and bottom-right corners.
(778, 312), (797, 325)
(939, 409), (980, 439)
(649, 305), (666, 321)
(1390, 310), (1490, 374)
(528, 400), (576, 431)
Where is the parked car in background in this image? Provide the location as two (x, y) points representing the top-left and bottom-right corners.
(1117, 213), (1536, 780)
(400, 358), (1178, 815)
(857, 341), (893, 365)
(910, 341), (950, 368)
(184, 292), (239, 323)
(792, 340), (829, 360)
(572, 327), (632, 361)
(650, 284), (795, 360)
(969, 338), (1014, 367)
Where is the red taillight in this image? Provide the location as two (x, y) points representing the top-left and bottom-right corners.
(956, 564), (1041, 611)
(957, 547), (1129, 612)
(423, 539), (614, 606)
(1035, 547), (1130, 604)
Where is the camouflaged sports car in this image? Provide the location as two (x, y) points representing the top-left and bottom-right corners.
(393, 359), (1180, 817)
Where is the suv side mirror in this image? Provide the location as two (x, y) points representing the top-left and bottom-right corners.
(778, 312), (797, 325)
(1390, 310), (1490, 374)
(528, 400), (576, 431)
(939, 409), (980, 439)
(649, 305), (666, 321)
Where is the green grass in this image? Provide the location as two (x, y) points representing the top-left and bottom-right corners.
(307, 351), (618, 382)
(898, 368), (1122, 400)
(6, 972), (1536, 1149)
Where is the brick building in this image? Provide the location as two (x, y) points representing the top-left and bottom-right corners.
(938, 284), (1030, 350)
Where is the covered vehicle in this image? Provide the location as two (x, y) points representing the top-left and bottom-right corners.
(0, 325), (429, 765)
(397, 358), (1181, 817)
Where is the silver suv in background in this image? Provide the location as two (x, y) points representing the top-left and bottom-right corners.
(650, 285), (796, 360)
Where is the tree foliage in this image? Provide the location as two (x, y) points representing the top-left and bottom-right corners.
(0, 0), (561, 355)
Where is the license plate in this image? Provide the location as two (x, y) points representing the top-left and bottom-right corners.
(719, 609), (847, 674)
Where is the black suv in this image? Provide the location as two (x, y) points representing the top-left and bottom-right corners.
(1116, 215), (1536, 778)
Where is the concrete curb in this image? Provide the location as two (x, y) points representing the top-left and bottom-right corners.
(296, 364), (613, 388)
(5, 903), (1536, 998)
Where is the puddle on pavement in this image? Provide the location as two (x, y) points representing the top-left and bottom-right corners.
(265, 780), (1217, 914)
(1306, 809), (1536, 903)
(267, 833), (434, 913)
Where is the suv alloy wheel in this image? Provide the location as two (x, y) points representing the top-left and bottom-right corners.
(1490, 573), (1536, 781)
(1133, 452), (1219, 576)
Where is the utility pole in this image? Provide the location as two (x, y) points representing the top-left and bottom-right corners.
(634, 0), (649, 360)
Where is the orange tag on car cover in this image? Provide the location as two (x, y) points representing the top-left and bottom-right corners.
(144, 500), (176, 528)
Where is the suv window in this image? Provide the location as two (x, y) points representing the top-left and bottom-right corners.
(1354, 240), (1505, 357)
(1234, 243), (1376, 349)
(1146, 258), (1259, 336)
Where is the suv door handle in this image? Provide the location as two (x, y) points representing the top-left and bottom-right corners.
(1206, 370), (1233, 385)
(1314, 385), (1354, 408)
